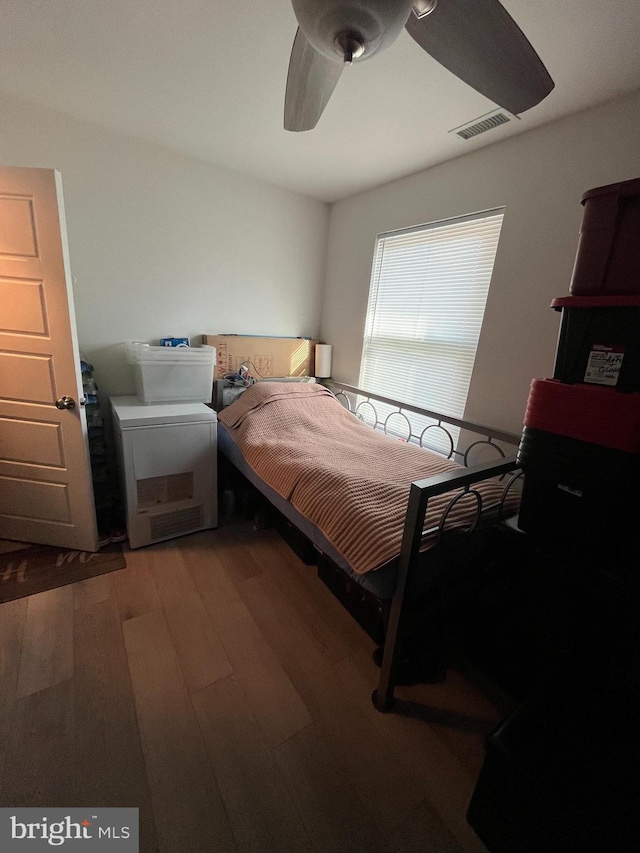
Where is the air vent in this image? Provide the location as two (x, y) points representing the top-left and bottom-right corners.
(149, 505), (203, 542)
(450, 111), (515, 141)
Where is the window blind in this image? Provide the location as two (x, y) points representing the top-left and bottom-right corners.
(358, 209), (504, 453)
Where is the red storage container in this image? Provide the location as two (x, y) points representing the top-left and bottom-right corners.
(570, 177), (640, 297)
(523, 378), (640, 453)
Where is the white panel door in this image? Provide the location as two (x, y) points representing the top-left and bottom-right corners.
(0, 166), (98, 551)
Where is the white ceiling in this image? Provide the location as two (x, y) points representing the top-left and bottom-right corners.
(2, 0), (640, 202)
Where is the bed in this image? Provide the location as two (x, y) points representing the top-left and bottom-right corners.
(216, 379), (522, 711)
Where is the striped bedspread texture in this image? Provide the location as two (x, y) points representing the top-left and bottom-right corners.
(218, 383), (518, 575)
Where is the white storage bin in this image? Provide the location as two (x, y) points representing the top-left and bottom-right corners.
(126, 342), (215, 404)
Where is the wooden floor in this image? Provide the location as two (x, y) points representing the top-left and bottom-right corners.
(0, 522), (512, 852)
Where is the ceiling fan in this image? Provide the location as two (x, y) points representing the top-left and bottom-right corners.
(284, 0), (554, 131)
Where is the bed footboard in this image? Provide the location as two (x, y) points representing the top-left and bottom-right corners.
(372, 456), (521, 712)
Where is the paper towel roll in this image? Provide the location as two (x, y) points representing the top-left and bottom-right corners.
(315, 344), (332, 378)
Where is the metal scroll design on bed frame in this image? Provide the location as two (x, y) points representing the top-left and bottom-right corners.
(330, 381), (517, 466)
(327, 381), (523, 713)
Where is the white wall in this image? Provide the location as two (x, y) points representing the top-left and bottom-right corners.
(321, 90), (640, 434)
(0, 90), (329, 395)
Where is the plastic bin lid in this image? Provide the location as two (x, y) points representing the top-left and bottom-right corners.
(551, 294), (640, 309)
(110, 395), (217, 427)
(133, 354), (214, 363)
(125, 343), (215, 364)
(524, 379), (640, 453)
(581, 177), (640, 203)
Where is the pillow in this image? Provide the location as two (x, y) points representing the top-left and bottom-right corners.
(218, 381), (333, 427)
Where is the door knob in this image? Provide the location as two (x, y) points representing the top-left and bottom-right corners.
(56, 396), (76, 410)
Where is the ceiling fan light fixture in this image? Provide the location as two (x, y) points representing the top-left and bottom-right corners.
(334, 32), (365, 64)
(291, 0), (415, 62)
(412, 0), (438, 19)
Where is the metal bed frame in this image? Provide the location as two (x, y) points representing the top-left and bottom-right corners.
(216, 377), (523, 712)
(325, 381), (522, 712)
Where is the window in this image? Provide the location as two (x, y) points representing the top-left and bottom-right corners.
(358, 209), (504, 452)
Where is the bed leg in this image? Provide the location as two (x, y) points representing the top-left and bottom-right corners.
(371, 481), (428, 713)
(371, 689), (394, 712)
(371, 606), (401, 711)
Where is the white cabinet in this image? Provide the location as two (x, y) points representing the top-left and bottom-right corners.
(111, 396), (217, 548)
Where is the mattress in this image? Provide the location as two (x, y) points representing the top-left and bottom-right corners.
(217, 420), (399, 597)
(218, 383), (519, 597)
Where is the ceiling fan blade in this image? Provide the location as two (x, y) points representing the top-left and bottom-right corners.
(405, 0), (554, 114)
(284, 27), (344, 131)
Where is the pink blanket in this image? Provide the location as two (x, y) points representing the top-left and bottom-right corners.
(219, 383), (516, 574)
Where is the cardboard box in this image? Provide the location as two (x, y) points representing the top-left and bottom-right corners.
(201, 335), (319, 379)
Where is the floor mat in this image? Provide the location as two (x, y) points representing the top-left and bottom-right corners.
(0, 541), (126, 603)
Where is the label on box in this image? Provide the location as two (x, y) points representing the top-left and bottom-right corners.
(557, 483), (583, 498)
(253, 354), (274, 376)
(583, 344), (624, 386)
